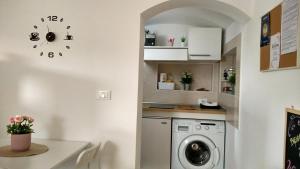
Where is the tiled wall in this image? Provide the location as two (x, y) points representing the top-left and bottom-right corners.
(143, 62), (219, 105)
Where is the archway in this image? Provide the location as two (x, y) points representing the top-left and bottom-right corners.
(141, 0), (250, 24)
(137, 0), (250, 168)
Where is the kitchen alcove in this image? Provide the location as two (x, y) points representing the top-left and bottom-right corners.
(143, 62), (219, 105)
(157, 63), (213, 91)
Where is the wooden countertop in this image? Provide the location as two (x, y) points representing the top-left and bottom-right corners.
(143, 105), (226, 114)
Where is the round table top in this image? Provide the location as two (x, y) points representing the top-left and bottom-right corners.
(0, 143), (48, 157)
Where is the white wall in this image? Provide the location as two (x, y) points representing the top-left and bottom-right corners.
(240, 0), (300, 168)
(0, 0), (165, 169)
(224, 22), (243, 43)
(145, 24), (191, 46)
(0, 0), (257, 169)
(225, 0), (300, 168)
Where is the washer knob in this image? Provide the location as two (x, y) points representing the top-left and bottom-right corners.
(205, 126), (209, 130)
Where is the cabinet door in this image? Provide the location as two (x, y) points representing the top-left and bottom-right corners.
(188, 27), (222, 60)
(144, 48), (188, 61)
(141, 117), (171, 169)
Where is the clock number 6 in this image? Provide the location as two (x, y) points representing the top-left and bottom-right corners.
(48, 52), (54, 58)
(47, 16), (58, 21)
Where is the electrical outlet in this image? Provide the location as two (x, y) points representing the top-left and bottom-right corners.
(96, 90), (111, 100)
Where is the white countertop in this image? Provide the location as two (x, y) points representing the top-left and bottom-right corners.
(0, 138), (89, 169)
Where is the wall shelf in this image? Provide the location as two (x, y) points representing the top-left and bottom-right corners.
(144, 47), (188, 61)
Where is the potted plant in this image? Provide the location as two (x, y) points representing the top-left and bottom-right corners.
(7, 115), (34, 151)
(180, 37), (186, 47)
(228, 73), (236, 94)
(180, 72), (192, 90)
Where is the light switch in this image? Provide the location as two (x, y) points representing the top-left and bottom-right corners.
(96, 90), (111, 100)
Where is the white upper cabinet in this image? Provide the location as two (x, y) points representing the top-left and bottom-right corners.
(144, 47), (188, 61)
(188, 27), (222, 60)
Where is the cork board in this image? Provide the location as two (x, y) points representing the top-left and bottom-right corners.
(0, 143), (48, 157)
(260, 3), (299, 71)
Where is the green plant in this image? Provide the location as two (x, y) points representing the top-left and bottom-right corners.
(228, 73), (236, 86)
(181, 37), (186, 42)
(181, 72), (192, 84)
(7, 115), (34, 134)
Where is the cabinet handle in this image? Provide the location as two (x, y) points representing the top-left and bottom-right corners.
(190, 54), (211, 57)
(161, 122), (167, 125)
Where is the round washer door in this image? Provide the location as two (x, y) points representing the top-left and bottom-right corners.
(178, 135), (220, 169)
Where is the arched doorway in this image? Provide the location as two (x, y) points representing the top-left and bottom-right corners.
(137, 1), (250, 168)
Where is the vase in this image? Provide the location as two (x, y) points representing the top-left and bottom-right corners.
(11, 133), (31, 151)
(181, 42), (185, 47)
(183, 84), (191, 91)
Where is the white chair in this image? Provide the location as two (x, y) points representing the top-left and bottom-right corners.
(75, 143), (101, 169)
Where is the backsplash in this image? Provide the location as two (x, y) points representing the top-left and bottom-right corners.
(143, 62), (219, 105)
(158, 63), (213, 91)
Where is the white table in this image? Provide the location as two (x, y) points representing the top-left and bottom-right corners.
(0, 139), (89, 169)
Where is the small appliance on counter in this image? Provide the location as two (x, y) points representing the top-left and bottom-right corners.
(198, 98), (221, 109)
(200, 102), (221, 109)
(144, 31), (156, 46)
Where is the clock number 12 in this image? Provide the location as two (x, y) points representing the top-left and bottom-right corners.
(47, 16), (58, 21)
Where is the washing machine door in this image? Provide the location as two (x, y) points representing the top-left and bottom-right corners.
(178, 135), (220, 169)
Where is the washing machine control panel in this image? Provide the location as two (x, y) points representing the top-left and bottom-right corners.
(195, 125), (201, 130)
(174, 119), (225, 133)
(193, 120), (224, 133)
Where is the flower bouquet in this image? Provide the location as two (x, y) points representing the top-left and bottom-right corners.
(168, 36), (175, 46)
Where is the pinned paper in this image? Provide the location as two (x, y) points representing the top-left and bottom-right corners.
(270, 33), (281, 69)
(281, 0), (299, 54)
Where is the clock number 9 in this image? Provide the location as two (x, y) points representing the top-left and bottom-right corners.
(48, 52), (54, 58)
(47, 16), (58, 21)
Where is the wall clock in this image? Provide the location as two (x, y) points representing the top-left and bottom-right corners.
(29, 16), (73, 58)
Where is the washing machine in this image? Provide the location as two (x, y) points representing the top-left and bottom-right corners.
(172, 119), (225, 169)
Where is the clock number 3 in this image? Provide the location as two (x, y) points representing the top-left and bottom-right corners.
(47, 16), (58, 21)
(48, 52), (54, 58)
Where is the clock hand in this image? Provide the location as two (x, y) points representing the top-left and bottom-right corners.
(47, 25), (49, 32)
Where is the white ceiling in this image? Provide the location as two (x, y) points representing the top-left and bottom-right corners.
(145, 7), (235, 28)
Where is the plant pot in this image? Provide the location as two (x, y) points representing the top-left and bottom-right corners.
(11, 133), (31, 152)
(181, 42), (185, 47)
(183, 84), (191, 91)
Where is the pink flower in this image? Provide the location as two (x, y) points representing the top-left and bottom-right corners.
(23, 115), (28, 120)
(168, 37), (175, 42)
(9, 116), (15, 123)
(28, 116), (34, 123)
(168, 36), (175, 46)
(14, 115), (24, 123)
